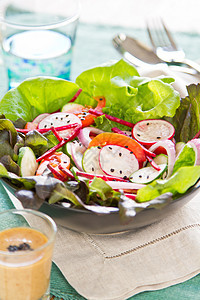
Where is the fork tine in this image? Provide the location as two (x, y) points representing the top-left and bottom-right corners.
(146, 22), (157, 49)
(147, 18), (170, 49)
(161, 19), (178, 50)
(147, 18), (178, 51)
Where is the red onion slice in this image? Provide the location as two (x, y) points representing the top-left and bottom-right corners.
(77, 127), (104, 148)
(149, 140), (176, 178)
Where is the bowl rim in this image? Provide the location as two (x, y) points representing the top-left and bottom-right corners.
(2, 176), (200, 215)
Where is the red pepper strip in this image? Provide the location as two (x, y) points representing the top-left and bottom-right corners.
(111, 127), (156, 158)
(58, 165), (75, 179)
(124, 193), (136, 200)
(69, 88), (82, 103)
(111, 127), (125, 134)
(76, 170), (127, 182)
(88, 109), (135, 128)
(36, 125), (82, 162)
(47, 163), (67, 182)
(50, 127), (63, 142)
(146, 155), (161, 171)
(16, 123), (78, 134)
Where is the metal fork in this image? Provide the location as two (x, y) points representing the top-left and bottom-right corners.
(147, 18), (200, 74)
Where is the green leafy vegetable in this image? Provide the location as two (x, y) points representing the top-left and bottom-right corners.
(172, 144), (195, 174)
(0, 155), (20, 175)
(76, 59), (180, 124)
(89, 177), (113, 201)
(0, 77), (80, 121)
(0, 130), (18, 161)
(165, 84), (200, 142)
(136, 166), (200, 202)
(94, 115), (113, 132)
(0, 119), (18, 146)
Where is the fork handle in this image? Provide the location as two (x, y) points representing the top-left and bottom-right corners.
(182, 58), (200, 74)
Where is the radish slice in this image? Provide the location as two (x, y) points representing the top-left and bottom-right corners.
(106, 181), (145, 190)
(71, 141), (87, 171)
(33, 113), (50, 124)
(38, 112), (82, 138)
(77, 127), (104, 148)
(187, 139), (200, 165)
(132, 119), (175, 146)
(149, 140), (176, 178)
(99, 145), (139, 179)
(61, 102), (84, 113)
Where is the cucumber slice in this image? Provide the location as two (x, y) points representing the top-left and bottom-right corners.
(82, 146), (105, 175)
(18, 147), (38, 177)
(129, 163), (167, 184)
(147, 154), (168, 167)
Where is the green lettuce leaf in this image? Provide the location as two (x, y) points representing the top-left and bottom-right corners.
(94, 115), (113, 132)
(136, 166), (200, 202)
(76, 59), (180, 124)
(172, 144), (195, 174)
(89, 177), (113, 201)
(0, 77), (80, 121)
(165, 84), (200, 142)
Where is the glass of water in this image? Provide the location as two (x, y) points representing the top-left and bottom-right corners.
(0, 0), (80, 89)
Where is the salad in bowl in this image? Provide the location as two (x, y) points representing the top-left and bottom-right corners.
(0, 59), (200, 232)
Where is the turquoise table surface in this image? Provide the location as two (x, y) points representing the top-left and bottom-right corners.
(1, 22), (200, 300)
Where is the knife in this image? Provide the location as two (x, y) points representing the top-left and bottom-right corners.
(112, 33), (198, 75)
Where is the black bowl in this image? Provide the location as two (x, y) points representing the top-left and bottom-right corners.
(2, 178), (200, 234)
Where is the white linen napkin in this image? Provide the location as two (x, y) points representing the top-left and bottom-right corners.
(53, 192), (200, 300)
(139, 63), (200, 97)
(8, 65), (200, 300)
